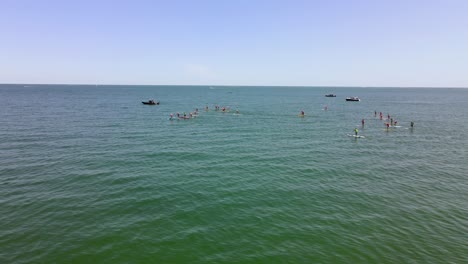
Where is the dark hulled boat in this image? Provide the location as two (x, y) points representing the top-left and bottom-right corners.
(142, 100), (159, 105)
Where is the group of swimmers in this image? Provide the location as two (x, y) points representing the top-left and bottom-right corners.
(169, 108), (200, 120)
(170, 105), (240, 120)
(170, 106), (414, 136)
(213, 105), (231, 112)
(374, 111), (402, 129)
(353, 111), (415, 136)
(213, 105), (240, 114)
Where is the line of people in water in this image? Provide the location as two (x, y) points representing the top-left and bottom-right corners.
(170, 105), (240, 120)
(213, 105), (239, 113)
(211, 105), (240, 114)
(169, 108), (200, 120)
(170, 106), (414, 136)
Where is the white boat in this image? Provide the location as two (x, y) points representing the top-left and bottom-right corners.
(346, 97), (360, 101)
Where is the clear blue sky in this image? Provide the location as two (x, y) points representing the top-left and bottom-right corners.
(1, 0), (468, 87)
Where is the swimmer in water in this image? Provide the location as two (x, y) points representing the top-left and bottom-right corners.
(235, 109), (240, 114)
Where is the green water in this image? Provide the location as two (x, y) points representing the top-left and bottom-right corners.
(1, 85), (467, 263)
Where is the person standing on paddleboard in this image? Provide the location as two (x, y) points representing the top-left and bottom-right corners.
(354, 128), (359, 136)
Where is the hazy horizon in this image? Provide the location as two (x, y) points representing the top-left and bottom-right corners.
(2, 83), (468, 89)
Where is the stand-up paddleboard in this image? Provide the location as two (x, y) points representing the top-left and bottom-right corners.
(298, 114), (305, 117)
(348, 134), (365, 138)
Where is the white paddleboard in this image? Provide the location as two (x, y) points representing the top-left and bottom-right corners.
(348, 134), (365, 138)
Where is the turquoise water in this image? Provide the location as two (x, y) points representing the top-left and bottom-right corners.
(1, 85), (467, 263)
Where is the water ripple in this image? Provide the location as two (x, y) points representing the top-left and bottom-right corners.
(1, 86), (467, 263)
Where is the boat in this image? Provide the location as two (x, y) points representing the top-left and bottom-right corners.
(142, 99), (159, 105)
(346, 97), (360, 102)
(325, 94), (337, 97)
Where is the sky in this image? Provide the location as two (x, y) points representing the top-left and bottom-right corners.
(1, 0), (468, 87)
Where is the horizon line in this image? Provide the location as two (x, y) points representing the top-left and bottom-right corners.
(1, 83), (467, 89)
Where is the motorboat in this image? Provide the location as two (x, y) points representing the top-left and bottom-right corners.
(345, 97), (360, 101)
(142, 99), (159, 105)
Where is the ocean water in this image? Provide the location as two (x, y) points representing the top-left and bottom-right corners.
(0, 85), (467, 263)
